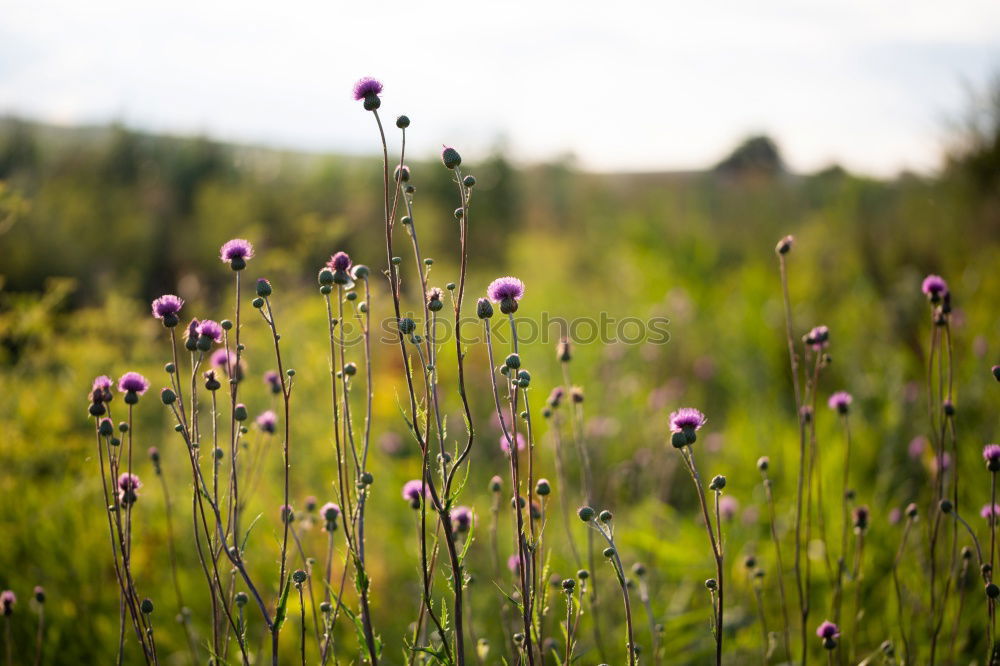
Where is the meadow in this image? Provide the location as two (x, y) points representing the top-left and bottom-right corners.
(0, 78), (998, 665)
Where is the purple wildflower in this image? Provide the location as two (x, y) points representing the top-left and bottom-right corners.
(804, 325), (830, 350)
(427, 288), (444, 312)
(0, 590), (14, 616)
(908, 436), (927, 459)
(507, 553), (522, 574)
(816, 620), (839, 640)
(328, 251), (352, 272)
(91, 375), (114, 405)
(197, 319), (224, 344)
(117, 473), (142, 505)
(828, 391), (853, 414)
(669, 407), (707, 433)
(487, 276), (525, 314)
(33, 587), (44, 603)
(982, 503), (1000, 523)
(402, 479), (426, 508)
(547, 386), (565, 408)
(151, 294), (184, 323)
(211, 349), (245, 380)
(352, 77), (383, 101)
(452, 506), (474, 533)
(984, 444), (1000, 471)
(264, 370), (281, 394)
(304, 496), (317, 512)
(921, 274), (948, 302)
(321, 502), (341, 523)
(718, 496), (739, 521)
(220, 239), (254, 268)
(500, 432), (527, 453)
(118, 372), (150, 396)
(256, 410), (277, 434)
(888, 507), (902, 525)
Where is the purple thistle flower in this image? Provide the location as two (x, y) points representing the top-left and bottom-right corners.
(321, 502), (341, 524)
(352, 77), (383, 101)
(507, 553), (522, 574)
(264, 370), (281, 393)
(118, 372), (150, 396)
(922, 274), (948, 301)
(304, 496), (317, 512)
(402, 479), (426, 508)
(487, 277), (525, 315)
(669, 407), (707, 432)
(547, 386), (565, 408)
(151, 294), (184, 321)
(888, 507), (902, 525)
(0, 590), (15, 616)
(816, 620), (839, 640)
(804, 325), (830, 350)
(827, 391), (853, 414)
(452, 506), (474, 532)
(256, 410), (277, 434)
(211, 349), (245, 380)
(197, 319), (224, 343)
(328, 251), (352, 272)
(220, 239), (254, 268)
(91, 375), (114, 404)
(718, 496), (739, 521)
(985, 444), (1000, 471)
(908, 436), (927, 459)
(500, 432), (527, 453)
(117, 473), (142, 505)
(982, 503), (1000, 522)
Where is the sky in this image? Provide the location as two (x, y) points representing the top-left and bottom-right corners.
(2, 0), (999, 176)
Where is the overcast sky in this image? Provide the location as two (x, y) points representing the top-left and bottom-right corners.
(2, 0), (999, 175)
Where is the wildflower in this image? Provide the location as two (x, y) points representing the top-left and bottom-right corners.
(828, 391), (853, 414)
(264, 370), (282, 394)
(196, 319), (223, 350)
(117, 473), (142, 505)
(489, 475), (503, 492)
(402, 479), (426, 509)
(118, 372), (150, 404)
(905, 503), (918, 519)
(718, 496), (739, 521)
(775, 235), (793, 255)
(92, 375), (115, 403)
(804, 325), (830, 350)
(280, 505), (294, 524)
(33, 587), (44, 604)
(547, 387), (565, 408)
(921, 274), (948, 303)
(321, 502), (341, 526)
(220, 239), (254, 270)
(570, 386), (585, 403)
(816, 620), (839, 650)
(982, 504), (1000, 524)
(0, 590), (14, 616)
(327, 251), (352, 285)
(452, 506), (474, 532)
(184, 319), (200, 351)
(669, 407), (707, 447)
(256, 410), (277, 434)
(507, 554), (522, 573)
(500, 432), (526, 453)
(203, 369), (222, 392)
(908, 436), (926, 459)
(983, 444), (1000, 472)
(151, 294), (184, 327)
(487, 276), (525, 315)
(557, 337), (572, 362)
(852, 505), (870, 532)
(353, 77), (383, 110)
(441, 146), (462, 169)
(427, 287), (444, 312)
(211, 349), (245, 381)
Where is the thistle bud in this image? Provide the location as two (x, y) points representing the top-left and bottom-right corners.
(577, 506), (595, 522)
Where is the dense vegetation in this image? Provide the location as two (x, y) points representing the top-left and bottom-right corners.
(0, 76), (998, 664)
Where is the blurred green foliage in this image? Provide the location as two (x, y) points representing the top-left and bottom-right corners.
(0, 97), (998, 664)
